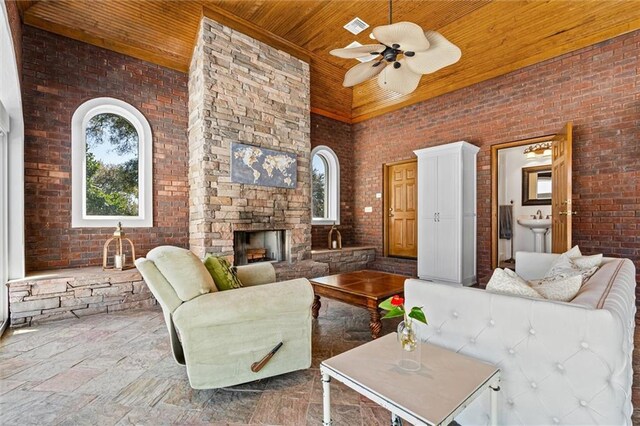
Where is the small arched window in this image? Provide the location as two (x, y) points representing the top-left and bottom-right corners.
(71, 98), (152, 227)
(311, 146), (339, 224)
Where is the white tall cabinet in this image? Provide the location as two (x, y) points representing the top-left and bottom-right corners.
(414, 141), (479, 286)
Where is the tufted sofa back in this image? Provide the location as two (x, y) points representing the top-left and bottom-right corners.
(405, 255), (636, 425)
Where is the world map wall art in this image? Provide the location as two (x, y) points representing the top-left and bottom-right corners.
(230, 142), (297, 189)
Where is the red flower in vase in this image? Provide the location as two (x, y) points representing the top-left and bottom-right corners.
(390, 295), (404, 307)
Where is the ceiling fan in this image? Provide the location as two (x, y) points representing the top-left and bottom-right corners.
(330, 0), (461, 95)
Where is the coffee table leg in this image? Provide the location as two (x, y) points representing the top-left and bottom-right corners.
(369, 308), (382, 339)
(312, 295), (321, 319)
(322, 371), (332, 426)
(489, 379), (500, 426)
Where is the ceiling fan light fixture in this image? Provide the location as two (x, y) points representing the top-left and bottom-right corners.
(329, 2), (461, 95)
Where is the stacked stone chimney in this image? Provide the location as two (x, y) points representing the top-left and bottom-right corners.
(188, 17), (311, 262)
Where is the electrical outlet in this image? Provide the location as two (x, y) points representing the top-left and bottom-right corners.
(364, 206), (373, 213)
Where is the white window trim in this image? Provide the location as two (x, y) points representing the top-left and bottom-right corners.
(0, 100), (9, 331)
(1, 0), (26, 285)
(311, 145), (340, 225)
(71, 97), (153, 228)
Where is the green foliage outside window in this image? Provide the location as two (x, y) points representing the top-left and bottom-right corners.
(85, 113), (139, 216)
(312, 155), (327, 218)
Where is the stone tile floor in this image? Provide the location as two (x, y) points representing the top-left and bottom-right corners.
(0, 299), (402, 425)
(0, 299), (638, 425)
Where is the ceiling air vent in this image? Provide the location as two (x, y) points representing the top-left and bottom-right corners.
(345, 41), (376, 63)
(344, 17), (369, 35)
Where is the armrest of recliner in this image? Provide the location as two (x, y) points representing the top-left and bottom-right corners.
(235, 262), (277, 286)
(172, 278), (313, 329)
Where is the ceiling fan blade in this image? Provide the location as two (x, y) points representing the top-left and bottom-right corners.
(405, 31), (462, 75)
(343, 61), (387, 87)
(377, 59), (421, 95)
(330, 44), (385, 59)
(372, 22), (430, 53)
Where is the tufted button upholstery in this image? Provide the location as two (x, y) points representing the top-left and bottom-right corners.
(405, 255), (636, 425)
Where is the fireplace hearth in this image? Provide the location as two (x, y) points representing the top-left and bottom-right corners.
(234, 230), (289, 266)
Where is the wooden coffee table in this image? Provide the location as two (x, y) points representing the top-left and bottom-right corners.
(309, 270), (408, 339)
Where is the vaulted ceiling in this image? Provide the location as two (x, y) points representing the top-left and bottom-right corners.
(14, 0), (640, 123)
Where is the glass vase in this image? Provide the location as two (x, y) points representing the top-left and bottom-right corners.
(397, 318), (421, 371)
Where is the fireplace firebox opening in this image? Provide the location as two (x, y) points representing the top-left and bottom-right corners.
(233, 230), (289, 266)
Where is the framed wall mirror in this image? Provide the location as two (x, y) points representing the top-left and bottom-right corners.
(522, 165), (552, 205)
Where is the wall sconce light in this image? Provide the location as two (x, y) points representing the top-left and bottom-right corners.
(102, 222), (136, 271)
(524, 141), (552, 158)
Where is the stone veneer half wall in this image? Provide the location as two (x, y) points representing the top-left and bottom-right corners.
(188, 17), (311, 261)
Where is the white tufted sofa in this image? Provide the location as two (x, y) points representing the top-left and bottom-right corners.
(405, 252), (636, 425)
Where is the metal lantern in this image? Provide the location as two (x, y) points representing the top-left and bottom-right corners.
(327, 222), (342, 250)
(103, 222), (136, 271)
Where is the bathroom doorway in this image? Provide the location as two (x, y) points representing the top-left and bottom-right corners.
(490, 123), (574, 269)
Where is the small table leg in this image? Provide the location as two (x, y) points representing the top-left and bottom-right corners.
(322, 372), (332, 426)
(312, 295), (321, 319)
(489, 381), (500, 426)
(391, 413), (403, 425)
(369, 308), (382, 339)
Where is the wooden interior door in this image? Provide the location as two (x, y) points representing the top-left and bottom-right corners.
(387, 160), (418, 258)
(551, 122), (573, 253)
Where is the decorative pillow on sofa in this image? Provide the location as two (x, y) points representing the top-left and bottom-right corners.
(573, 254), (603, 269)
(529, 274), (583, 302)
(486, 268), (542, 299)
(204, 255), (243, 291)
(545, 246), (602, 284)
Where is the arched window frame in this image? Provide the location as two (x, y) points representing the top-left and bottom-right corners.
(71, 97), (153, 228)
(311, 145), (340, 225)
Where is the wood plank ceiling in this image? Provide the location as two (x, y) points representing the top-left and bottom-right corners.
(16, 0), (640, 123)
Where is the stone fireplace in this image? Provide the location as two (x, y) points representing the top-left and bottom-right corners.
(233, 230), (289, 266)
(188, 17), (311, 264)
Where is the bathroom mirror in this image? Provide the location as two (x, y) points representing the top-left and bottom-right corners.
(522, 165), (552, 205)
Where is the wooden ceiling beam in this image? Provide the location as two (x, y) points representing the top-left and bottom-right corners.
(15, 0), (39, 18)
(22, 12), (190, 72)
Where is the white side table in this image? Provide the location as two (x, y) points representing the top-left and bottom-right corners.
(320, 333), (500, 426)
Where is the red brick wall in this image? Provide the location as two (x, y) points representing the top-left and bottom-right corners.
(310, 114), (355, 248)
(22, 27), (189, 271)
(5, 0), (22, 78)
(353, 30), (640, 283)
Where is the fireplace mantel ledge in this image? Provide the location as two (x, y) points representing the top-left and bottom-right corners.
(310, 246), (376, 255)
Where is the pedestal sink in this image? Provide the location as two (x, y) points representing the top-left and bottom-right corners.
(517, 218), (552, 253)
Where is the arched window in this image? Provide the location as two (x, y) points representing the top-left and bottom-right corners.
(71, 98), (152, 227)
(311, 146), (340, 224)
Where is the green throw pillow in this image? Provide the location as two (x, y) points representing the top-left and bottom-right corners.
(203, 255), (243, 291)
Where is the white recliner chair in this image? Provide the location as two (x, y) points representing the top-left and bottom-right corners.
(135, 246), (314, 389)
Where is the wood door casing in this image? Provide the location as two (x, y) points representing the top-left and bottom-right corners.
(385, 160), (417, 258)
(551, 122), (573, 253)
